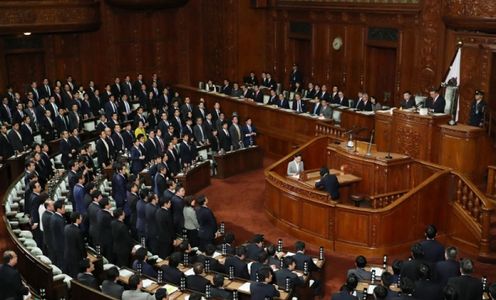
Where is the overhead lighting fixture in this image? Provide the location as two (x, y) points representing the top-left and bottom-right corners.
(23, 32), (32, 36)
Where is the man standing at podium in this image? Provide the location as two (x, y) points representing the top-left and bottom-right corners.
(469, 90), (486, 127)
(315, 167), (340, 200)
(426, 87), (446, 113)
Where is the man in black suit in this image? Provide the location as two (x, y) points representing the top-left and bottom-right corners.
(111, 77), (121, 98)
(211, 273), (232, 299)
(447, 259), (483, 300)
(96, 198), (114, 262)
(315, 167), (340, 200)
(41, 199), (55, 260)
(50, 200), (67, 269)
(0, 250), (29, 300)
(77, 258), (98, 290)
(156, 197), (175, 259)
(292, 93), (307, 113)
(186, 262), (211, 293)
(293, 241), (320, 272)
(427, 87), (446, 113)
(220, 79), (232, 95)
(245, 234), (265, 260)
(55, 108), (69, 133)
(289, 64), (303, 89)
(435, 246), (460, 287)
(40, 110), (55, 142)
(420, 224), (445, 263)
(0, 97), (12, 125)
(19, 116), (34, 148)
(250, 266), (280, 300)
(101, 267), (124, 299)
(218, 121), (232, 152)
(331, 274), (359, 300)
(96, 130), (111, 168)
(413, 263), (442, 300)
(400, 243), (427, 282)
(196, 196), (218, 251)
(87, 191), (102, 247)
(179, 133), (196, 167)
(12, 103), (24, 125)
(275, 93), (290, 109)
(171, 186), (186, 235)
(64, 212), (86, 278)
(59, 131), (73, 168)
(401, 91), (416, 109)
(224, 246), (250, 280)
(8, 122), (24, 153)
(112, 164), (127, 209)
(122, 123), (135, 150)
(68, 104), (81, 131)
(145, 195), (159, 253)
(160, 252), (183, 285)
(0, 125), (14, 160)
(111, 208), (134, 267)
(274, 256), (304, 290)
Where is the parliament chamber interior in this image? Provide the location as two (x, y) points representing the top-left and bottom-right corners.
(1, 0), (496, 299)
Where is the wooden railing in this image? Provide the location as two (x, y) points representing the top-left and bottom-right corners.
(315, 121), (346, 140)
(369, 190), (409, 209)
(486, 166), (496, 197)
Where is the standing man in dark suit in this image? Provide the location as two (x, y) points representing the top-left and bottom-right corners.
(68, 104), (81, 131)
(111, 208), (134, 267)
(155, 198), (175, 259)
(447, 259), (483, 300)
(218, 121), (232, 152)
(112, 164), (127, 209)
(8, 122), (24, 153)
(145, 194), (159, 253)
(241, 117), (257, 147)
(420, 224), (445, 263)
(171, 186), (186, 235)
(19, 116), (34, 148)
(469, 90), (486, 127)
(59, 131), (73, 169)
(0, 125), (14, 160)
(0, 250), (29, 300)
(196, 196), (218, 251)
(413, 263), (442, 300)
(435, 246), (460, 287)
(96, 130), (111, 169)
(179, 133), (196, 167)
(289, 64), (303, 89)
(41, 199), (55, 261)
(250, 266), (280, 300)
(87, 191), (102, 247)
(427, 87), (446, 113)
(229, 116), (242, 150)
(64, 212), (86, 278)
(315, 167), (340, 200)
(50, 200), (67, 269)
(96, 198), (114, 262)
(131, 137), (146, 174)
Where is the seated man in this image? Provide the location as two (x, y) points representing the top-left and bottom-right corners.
(186, 262), (210, 293)
(211, 273), (232, 299)
(224, 246), (250, 280)
(245, 234), (265, 260)
(250, 251), (269, 282)
(287, 153), (304, 177)
(274, 256), (304, 289)
(331, 274), (359, 300)
(373, 285), (388, 300)
(161, 252), (183, 286)
(250, 266), (280, 300)
(132, 247), (157, 278)
(414, 263), (442, 300)
(315, 167), (340, 200)
(122, 274), (155, 300)
(347, 255), (371, 281)
(293, 241), (320, 272)
(77, 258), (98, 290)
(196, 244), (224, 273)
(101, 266), (124, 299)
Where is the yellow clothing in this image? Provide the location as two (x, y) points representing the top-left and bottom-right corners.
(134, 127), (147, 141)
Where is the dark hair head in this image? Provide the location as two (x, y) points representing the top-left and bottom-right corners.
(355, 255), (367, 268)
(345, 274), (358, 292)
(205, 244), (216, 256)
(3, 251), (15, 264)
(158, 197), (171, 208)
(411, 243), (424, 259)
(460, 259), (474, 274)
(488, 283), (496, 299)
(392, 260), (402, 275)
(266, 244), (276, 256)
(155, 288), (168, 300)
(70, 212), (81, 223)
(54, 200), (65, 211)
(400, 277), (415, 294)
(135, 247), (148, 261)
(446, 246), (458, 260)
(196, 195), (206, 206)
(213, 273), (224, 288)
(252, 234), (264, 244)
(257, 266), (271, 281)
(373, 285), (388, 299)
(295, 241), (305, 251)
(223, 232), (235, 244)
(443, 284), (458, 300)
(319, 167), (329, 176)
(128, 274), (141, 290)
(100, 197), (110, 208)
(179, 239), (190, 252)
(169, 252), (181, 268)
(107, 266), (119, 281)
(193, 262), (204, 275)
(257, 251), (268, 264)
(425, 224), (437, 239)
(283, 256), (295, 269)
(417, 263), (431, 280)
(235, 245), (247, 257)
(113, 208), (124, 219)
(80, 258), (91, 270)
(381, 272), (394, 287)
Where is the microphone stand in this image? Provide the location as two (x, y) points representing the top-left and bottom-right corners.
(385, 132), (393, 159)
(366, 129), (375, 156)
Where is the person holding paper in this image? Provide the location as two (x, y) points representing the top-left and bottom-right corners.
(287, 153), (304, 177)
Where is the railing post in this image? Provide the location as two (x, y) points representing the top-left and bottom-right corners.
(479, 208), (492, 257)
(487, 167), (495, 196)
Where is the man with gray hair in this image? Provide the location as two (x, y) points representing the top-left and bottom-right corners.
(447, 259), (483, 300)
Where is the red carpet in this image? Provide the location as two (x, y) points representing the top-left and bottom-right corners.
(201, 159), (496, 297)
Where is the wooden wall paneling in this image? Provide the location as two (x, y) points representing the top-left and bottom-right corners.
(345, 25), (366, 96)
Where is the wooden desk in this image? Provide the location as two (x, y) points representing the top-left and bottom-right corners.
(375, 109), (451, 162)
(176, 160), (211, 195)
(214, 146), (263, 179)
(174, 85), (333, 158)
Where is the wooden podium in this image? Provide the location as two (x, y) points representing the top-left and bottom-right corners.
(214, 146), (263, 179)
(375, 109), (451, 161)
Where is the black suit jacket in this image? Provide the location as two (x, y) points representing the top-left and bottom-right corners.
(160, 265), (182, 286)
(250, 282), (280, 300)
(8, 130), (23, 152)
(401, 97), (416, 109)
(87, 202), (101, 244)
(427, 96), (446, 113)
(218, 129), (232, 151)
(186, 274), (210, 293)
(179, 141), (195, 166)
(196, 206), (217, 243)
(145, 203), (158, 239)
(101, 280), (124, 299)
(111, 219), (134, 263)
(96, 209), (113, 247)
(155, 207), (174, 258)
(77, 272), (99, 290)
(68, 111), (81, 131)
(95, 138), (111, 168)
(413, 279), (442, 300)
(0, 264), (29, 300)
(49, 213), (66, 265)
(274, 268), (304, 289)
(64, 223), (86, 277)
(0, 133), (14, 159)
(420, 240), (445, 263)
(224, 256), (249, 280)
(315, 173), (340, 200)
(435, 259), (460, 287)
(447, 275), (483, 300)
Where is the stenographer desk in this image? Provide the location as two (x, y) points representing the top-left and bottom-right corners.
(214, 146), (263, 179)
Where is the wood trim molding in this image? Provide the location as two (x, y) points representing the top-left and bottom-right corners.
(275, 0), (421, 14)
(0, 1), (101, 34)
(105, 0), (188, 9)
(443, 16), (496, 33)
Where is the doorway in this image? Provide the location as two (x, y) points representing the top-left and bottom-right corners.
(366, 46), (397, 107)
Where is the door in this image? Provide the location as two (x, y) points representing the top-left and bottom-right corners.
(366, 46), (397, 107)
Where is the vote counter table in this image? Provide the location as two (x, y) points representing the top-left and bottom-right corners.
(175, 160), (211, 195)
(214, 146), (263, 179)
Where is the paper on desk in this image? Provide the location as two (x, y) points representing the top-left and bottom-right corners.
(370, 267), (383, 277)
(285, 251), (296, 256)
(156, 258), (163, 263)
(161, 284), (178, 295)
(185, 296), (206, 300)
(184, 268), (195, 276)
(119, 269), (134, 278)
(142, 279), (154, 289)
(367, 284), (377, 294)
(212, 251), (222, 258)
(177, 173), (184, 176)
(247, 262), (254, 274)
(237, 282), (251, 293)
(309, 279), (315, 287)
(312, 258), (319, 265)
